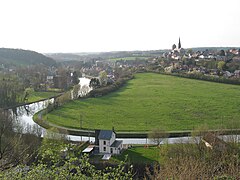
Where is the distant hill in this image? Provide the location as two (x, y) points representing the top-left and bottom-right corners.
(45, 47), (240, 63)
(45, 50), (167, 62)
(187, 47), (240, 52)
(45, 53), (85, 62)
(46, 47), (240, 62)
(0, 48), (56, 67)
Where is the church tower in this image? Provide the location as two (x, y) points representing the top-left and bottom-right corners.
(178, 37), (181, 49)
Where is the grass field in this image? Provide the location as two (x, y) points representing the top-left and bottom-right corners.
(43, 73), (240, 132)
(89, 145), (162, 164)
(27, 91), (59, 103)
(112, 145), (162, 164)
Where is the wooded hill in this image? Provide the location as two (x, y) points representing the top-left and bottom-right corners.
(0, 48), (56, 67)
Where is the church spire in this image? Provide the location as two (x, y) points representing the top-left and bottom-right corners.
(178, 37), (181, 49)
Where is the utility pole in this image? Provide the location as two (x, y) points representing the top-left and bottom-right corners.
(80, 113), (83, 141)
(80, 114), (83, 129)
(146, 120), (148, 144)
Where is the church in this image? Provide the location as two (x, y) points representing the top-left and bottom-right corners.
(171, 37), (185, 59)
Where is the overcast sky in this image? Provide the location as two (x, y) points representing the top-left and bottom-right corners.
(0, 0), (240, 53)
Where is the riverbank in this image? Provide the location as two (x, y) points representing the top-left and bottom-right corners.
(4, 93), (62, 110)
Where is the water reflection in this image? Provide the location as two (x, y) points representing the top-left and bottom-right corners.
(12, 77), (92, 139)
(16, 99), (53, 126)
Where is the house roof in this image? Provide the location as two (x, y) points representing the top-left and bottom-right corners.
(98, 130), (114, 140)
(110, 140), (122, 148)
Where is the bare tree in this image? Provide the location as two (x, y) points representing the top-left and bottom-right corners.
(80, 85), (90, 97)
(148, 128), (169, 146)
(72, 84), (81, 99)
(0, 109), (41, 169)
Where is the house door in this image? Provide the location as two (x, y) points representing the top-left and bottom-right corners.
(110, 148), (113, 154)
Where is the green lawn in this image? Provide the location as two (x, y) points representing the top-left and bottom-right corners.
(27, 91), (59, 103)
(112, 145), (162, 164)
(43, 73), (240, 131)
(89, 145), (162, 164)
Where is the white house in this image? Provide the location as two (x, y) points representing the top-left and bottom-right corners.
(97, 130), (123, 154)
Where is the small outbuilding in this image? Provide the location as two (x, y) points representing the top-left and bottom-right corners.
(82, 146), (94, 154)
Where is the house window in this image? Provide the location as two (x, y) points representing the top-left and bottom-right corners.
(103, 147), (106, 151)
(103, 141), (106, 145)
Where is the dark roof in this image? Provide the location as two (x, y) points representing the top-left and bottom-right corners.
(110, 140), (122, 148)
(98, 130), (114, 140)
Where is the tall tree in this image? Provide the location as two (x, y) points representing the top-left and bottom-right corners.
(89, 78), (100, 89)
(0, 77), (24, 108)
(72, 71), (81, 85)
(99, 71), (108, 86)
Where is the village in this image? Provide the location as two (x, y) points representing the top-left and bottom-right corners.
(1, 40), (240, 93)
(0, 42), (240, 179)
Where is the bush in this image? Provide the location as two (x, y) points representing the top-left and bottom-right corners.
(88, 75), (133, 97)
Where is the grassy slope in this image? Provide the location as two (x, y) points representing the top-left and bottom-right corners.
(27, 91), (58, 103)
(44, 73), (240, 131)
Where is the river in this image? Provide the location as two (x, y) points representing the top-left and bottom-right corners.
(14, 77), (94, 141)
(13, 77), (240, 144)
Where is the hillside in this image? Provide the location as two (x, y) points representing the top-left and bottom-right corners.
(0, 48), (56, 67)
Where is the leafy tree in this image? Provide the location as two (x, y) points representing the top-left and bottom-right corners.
(99, 71), (108, 86)
(217, 61), (226, 71)
(0, 131), (133, 179)
(39, 130), (69, 165)
(0, 77), (24, 108)
(72, 71), (81, 85)
(218, 49), (225, 56)
(54, 91), (72, 107)
(89, 78), (100, 89)
(1, 154), (133, 179)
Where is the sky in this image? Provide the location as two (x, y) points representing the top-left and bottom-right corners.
(0, 0), (240, 53)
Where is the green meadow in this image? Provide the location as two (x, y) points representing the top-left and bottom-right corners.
(43, 73), (240, 132)
(112, 145), (162, 164)
(90, 145), (163, 164)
